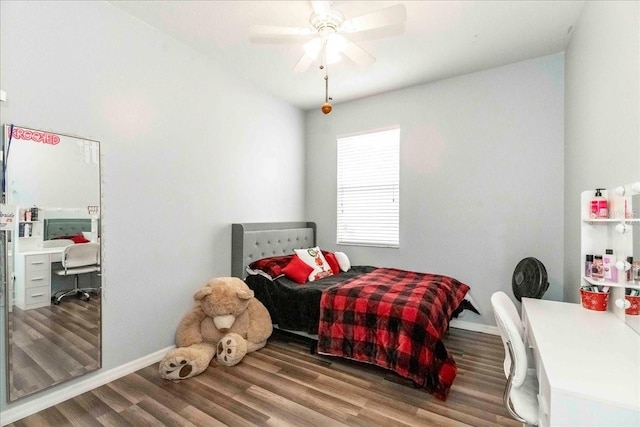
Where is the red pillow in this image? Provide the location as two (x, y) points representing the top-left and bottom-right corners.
(322, 251), (341, 275)
(282, 255), (314, 284)
(70, 234), (90, 244)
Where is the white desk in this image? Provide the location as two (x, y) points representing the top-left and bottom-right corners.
(522, 298), (640, 427)
(13, 246), (65, 310)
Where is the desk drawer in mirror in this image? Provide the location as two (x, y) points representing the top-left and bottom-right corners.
(26, 253), (50, 271)
(24, 285), (51, 307)
(26, 266), (51, 288)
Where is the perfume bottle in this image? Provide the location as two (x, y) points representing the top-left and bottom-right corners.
(603, 249), (617, 282)
(585, 254), (593, 277)
(591, 255), (604, 281)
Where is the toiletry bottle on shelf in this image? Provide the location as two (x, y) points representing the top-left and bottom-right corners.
(25, 209), (31, 221)
(585, 255), (593, 278)
(592, 255), (604, 280)
(627, 256), (634, 282)
(590, 188), (608, 218)
(603, 249), (617, 282)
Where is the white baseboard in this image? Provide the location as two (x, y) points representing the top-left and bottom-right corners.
(0, 345), (175, 426)
(450, 318), (499, 335)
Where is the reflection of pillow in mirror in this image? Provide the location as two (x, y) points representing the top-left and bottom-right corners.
(82, 231), (92, 240)
(43, 239), (74, 248)
(70, 234), (90, 244)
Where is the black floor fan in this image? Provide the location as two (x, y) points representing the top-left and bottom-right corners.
(512, 257), (549, 301)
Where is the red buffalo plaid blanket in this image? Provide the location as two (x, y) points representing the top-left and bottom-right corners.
(317, 268), (470, 400)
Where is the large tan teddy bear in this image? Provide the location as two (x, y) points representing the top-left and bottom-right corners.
(159, 277), (273, 380)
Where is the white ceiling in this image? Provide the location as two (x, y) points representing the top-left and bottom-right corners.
(108, 1), (585, 111)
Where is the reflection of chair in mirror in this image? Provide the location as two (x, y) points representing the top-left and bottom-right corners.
(53, 243), (101, 305)
(491, 291), (539, 426)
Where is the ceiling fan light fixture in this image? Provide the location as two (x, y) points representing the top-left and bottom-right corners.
(327, 33), (348, 54)
(303, 38), (323, 60)
(325, 50), (341, 65)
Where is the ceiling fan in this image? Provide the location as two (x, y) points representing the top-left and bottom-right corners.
(249, 1), (407, 73)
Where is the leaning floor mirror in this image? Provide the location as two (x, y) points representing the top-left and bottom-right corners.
(1, 124), (101, 401)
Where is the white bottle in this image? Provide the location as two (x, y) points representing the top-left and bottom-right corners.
(603, 249), (617, 282)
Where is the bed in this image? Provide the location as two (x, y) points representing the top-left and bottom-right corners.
(231, 222), (479, 400)
(44, 218), (93, 240)
(41, 218), (98, 249)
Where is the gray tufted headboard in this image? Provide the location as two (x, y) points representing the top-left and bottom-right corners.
(231, 222), (316, 278)
(44, 218), (94, 240)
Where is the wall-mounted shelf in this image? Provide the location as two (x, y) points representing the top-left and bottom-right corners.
(583, 218), (640, 225)
(582, 218), (622, 224)
(581, 185), (640, 328)
(583, 276), (640, 290)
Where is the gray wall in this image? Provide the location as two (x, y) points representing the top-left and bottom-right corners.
(305, 54), (565, 325)
(0, 1), (305, 411)
(564, 1), (640, 303)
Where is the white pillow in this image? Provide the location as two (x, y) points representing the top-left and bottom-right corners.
(293, 247), (333, 282)
(43, 239), (73, 248)
(334, 252), (351, 272)
(82, 231), (92, 240)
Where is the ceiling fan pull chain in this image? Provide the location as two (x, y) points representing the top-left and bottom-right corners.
(325, 74), (329, 103)
(320, 39), (332, 114)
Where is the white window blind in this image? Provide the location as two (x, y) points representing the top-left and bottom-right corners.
(337, 128), (400, 248)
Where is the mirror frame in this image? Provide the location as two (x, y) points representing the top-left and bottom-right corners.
(617, 182), (640, 335)
(2, 124), (102, 401)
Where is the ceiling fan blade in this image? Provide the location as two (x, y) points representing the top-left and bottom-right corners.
(341, 40), (376, 67)
(341, 4), (407, 33)
(311, 1), (332, 16)
(292, 53), (315, 73)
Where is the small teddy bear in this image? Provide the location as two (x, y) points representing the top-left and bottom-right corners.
(159, 277), (273, 380)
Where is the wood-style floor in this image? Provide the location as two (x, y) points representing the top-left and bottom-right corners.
(8, 327), (519, 427)
(8, 295), (101, 400)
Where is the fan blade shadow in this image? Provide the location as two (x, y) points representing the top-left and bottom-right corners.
(342, 4), (407, 33)
(249, 24), (315, 44)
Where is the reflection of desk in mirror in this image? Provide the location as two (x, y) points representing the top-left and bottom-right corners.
(522, 298), (640, 426)
(12, 215), (99, 310)
(13, 246), (66, 310)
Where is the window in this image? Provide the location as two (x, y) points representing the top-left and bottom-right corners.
(337, 127), (400, 248)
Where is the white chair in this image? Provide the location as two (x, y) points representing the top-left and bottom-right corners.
(53, 243), (101, 305)
(491, 291), (539, 426)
